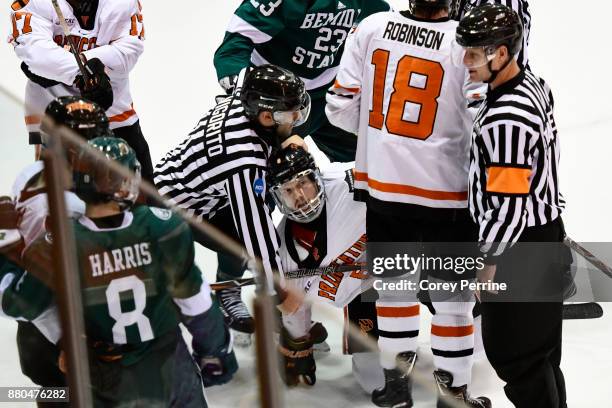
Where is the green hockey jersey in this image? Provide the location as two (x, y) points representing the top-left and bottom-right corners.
(22, 206), (207, 365)
(72, 206), (204, 364)
(214, 0), (390, 95)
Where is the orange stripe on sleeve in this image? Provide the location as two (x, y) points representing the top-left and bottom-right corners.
(376, 305), (420, 318)
(334, 80), (360, 94)
(353, 172), (467, 201)
(108, 108), (136, 123)
(431, 324), (474, 337)
(486, 166), (532, 195)
(25, 115), (41, 125)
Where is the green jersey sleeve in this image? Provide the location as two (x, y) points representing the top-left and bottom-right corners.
(1, 252), (53, 321)
(357, 0), (391, 23)
(214, 0), (306, 79)
(147, 208), (203, 300)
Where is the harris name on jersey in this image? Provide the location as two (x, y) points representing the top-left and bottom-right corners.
(88, 243), (152, 278)
(382, 21), (445, 51)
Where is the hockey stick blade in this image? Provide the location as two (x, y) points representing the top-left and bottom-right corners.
(562, 302), (604, 320)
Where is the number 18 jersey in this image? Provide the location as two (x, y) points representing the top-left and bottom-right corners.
(326, 11), (472, 212)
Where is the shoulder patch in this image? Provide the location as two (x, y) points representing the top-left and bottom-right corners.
(253, 178), (265, 196)
(150, 207), (173, 221)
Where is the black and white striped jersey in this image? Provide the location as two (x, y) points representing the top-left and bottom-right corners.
(469, 69), (565, 257)
(154, 92), (282, 290)
(452, 0), (531, 68)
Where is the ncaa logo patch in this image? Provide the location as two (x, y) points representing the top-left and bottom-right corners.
(150, 207), (173, 220)
(253, 178), (265, 196)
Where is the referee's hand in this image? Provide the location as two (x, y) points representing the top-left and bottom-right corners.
(475, 264), (498, 300)
(281, 135), (308, 151)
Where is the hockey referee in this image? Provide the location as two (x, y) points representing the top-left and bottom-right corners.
(154, 65), (311, 319)
(456, 5), (569, 408)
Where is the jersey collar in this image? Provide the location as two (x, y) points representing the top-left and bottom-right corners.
(78, 211), (134, 232)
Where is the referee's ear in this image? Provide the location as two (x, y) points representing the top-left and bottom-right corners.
(493, 45), (511, 68)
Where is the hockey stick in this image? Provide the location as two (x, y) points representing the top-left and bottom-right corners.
(564, 236), (612, 280)
(50, 0), (92, 83)
(209, 262), (367, 291)
(562, 237), (611, 319)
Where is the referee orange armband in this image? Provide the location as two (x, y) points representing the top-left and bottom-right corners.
(486, 165), (532, 195)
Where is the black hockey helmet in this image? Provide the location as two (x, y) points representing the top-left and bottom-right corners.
(240, 64), (311, 128)
(456, 4), (523, 57)
(42, 96), (112, 147)
(266, 145), (325, 223)
(73, 136), (141, 207)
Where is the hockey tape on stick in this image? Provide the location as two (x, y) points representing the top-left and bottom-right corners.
(283, 262), (366, 280)
(564, 237), (612, 280)
(210, 262), (367, 291)
(210, 277), (256, 291)
(50, 0), (92, 82)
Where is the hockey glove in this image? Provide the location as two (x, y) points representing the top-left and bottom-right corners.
(0, 197), (21, 230)
(184, 303), (238, 387)
(20, 63), (61, 88)
(193, 328), (238, 387)
(219, 75), (238, 95)
(74, 58), (114, 111)
(278, 327), (316, 386)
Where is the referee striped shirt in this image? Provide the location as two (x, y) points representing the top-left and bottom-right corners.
(469, 69), (565, 257)
(154, 91), (283, 291)
(453, 0), (531, 68)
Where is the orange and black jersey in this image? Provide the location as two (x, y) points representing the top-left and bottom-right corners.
(469, 69), (564, 259)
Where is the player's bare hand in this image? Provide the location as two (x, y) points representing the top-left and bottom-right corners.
(281, 135), (307, 151)
(278, 288), (303, 315)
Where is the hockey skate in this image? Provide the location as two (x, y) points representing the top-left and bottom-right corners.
(218, 287), (254, 347)
(434, 369), (491, 408)
(371, 351), (416, 408)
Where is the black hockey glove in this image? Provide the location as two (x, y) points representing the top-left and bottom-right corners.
(278, 327), (316, 386)
(218, 75), (238, 95)
(195, 347), (238, 387)
(184, 304), (238, 387)
(20, 62), (61, 88)
(74, 58), (113, 111)
(0, 197), (21, 230)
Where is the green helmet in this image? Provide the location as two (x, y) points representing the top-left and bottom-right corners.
(73, 137), (141, 207)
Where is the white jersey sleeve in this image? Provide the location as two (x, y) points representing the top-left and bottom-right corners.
(325, 25), (367, 135)
(81, 0), (144, 76)
(12, 162), (85, 248)
(9, 0), (80, 84)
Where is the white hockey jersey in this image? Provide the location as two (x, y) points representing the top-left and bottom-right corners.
(8, 0), (145, 133)
(326, 11), (472, 210)
(12, 161), (85, 248)
(278, 164), (371, 309)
